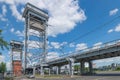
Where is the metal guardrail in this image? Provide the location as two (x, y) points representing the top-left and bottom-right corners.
(47, 39), (120, 62)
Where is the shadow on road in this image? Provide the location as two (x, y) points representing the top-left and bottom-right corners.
(82, 72), (120, 76)
(94, 73), (120, 76)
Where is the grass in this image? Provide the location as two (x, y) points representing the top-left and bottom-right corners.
(35, 74), (82, 79)
(4, 77), (13, 80)
(35, 74), (72, 79)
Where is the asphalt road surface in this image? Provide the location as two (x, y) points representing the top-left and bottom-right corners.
(15, 71), (120, 80)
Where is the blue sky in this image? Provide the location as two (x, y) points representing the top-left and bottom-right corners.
(0, 0), (120, 69)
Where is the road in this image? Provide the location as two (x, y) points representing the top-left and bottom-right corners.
(14, 71), (120, 80)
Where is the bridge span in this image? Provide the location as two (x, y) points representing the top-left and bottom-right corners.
(44, 39), (120, 76)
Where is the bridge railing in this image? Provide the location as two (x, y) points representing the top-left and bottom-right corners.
(47, 39), (120, 62)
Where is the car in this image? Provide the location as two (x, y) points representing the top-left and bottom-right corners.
(27, 74), (35, 78)
(29, 74), (35, 78)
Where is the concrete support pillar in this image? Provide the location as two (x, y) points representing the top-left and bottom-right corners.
(68, 58), (74, 77)
(80, 61), (85, 75)
(56, 66), (61, 75)
(49, 68), (50, 75)
(88, 61), (93, 74)
(49, 66), (52, 75)
(33, 67), (36, 76)
(41, 66), (44, 75)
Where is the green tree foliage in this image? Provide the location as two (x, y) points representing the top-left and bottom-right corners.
(0, 29), (9, 51)
(74, 65), (80, 71)
(0, 62), (6, 73)
(116, 67), (120, 71)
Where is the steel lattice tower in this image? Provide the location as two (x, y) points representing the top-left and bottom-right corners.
(23, 3), (49, 71)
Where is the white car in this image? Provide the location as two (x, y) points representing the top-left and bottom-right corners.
(27, 74), (35, 78)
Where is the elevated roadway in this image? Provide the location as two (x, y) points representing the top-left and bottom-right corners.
(47, 40), (120, 66)
(45, 39), (120, 76)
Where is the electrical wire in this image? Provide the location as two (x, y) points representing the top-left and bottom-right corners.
(48, 15), (120, 55)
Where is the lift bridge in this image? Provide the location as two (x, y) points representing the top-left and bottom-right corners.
(22, 3), (120, 76)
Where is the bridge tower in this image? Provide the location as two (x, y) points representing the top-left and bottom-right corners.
(10, 40), (23, 76)
(23, 3), (49, 75)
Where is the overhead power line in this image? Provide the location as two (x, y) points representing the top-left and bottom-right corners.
(68, 15), (120, 44)
(48, 15), (120, 54)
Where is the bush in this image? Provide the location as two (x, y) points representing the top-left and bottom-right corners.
(115, 67), (120, 71)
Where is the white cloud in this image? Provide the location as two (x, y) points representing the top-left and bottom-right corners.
(21, 7), (24, 13)
(108, 24), (120, 33)
(29, 29), (42, 37)
(94, 57), (120, 64)
(51, 41), (67, 49)
(69, 43), (75, 47)
(0, 0), (24, 21)
(115, 24), (120, 32)
(94, 59), (114, 63)
(92, 42), (102, 50)
(109, 8), (119, 16)
(0, 14), (7, 21)
(47, 0), (86, 36)
(61, 42), (67, 46)
(0, 0), (14, 4)
(27, 53), (32, 57)
(2, 5), (7, 16)
(108, 29), (113, 33)
(75, 43), (87, 51)
(15, 30), (24, 36)
(28, 40), (43, 49)
(0, 5), (7, 21)
(10, 29), (25, 38)
(48, 45), (52, 49)
(47, 52), (59, 60)
(0, 0), (86, 36)
(51, 42), (61, 49)
(10, 4), (24, 21)
(10, 28), (15, 32)
(0, 55), (5, 63)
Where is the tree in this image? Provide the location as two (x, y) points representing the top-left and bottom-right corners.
(74, 65), (80, 71)
(0, 29), (9, 52)
(0, 62), (6, 74)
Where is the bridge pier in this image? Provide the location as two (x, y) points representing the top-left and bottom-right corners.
(33, 67), (36, 76)
(49, 66), (52, 75)
(68, 58), (75, 77)
(80, 61), (85, 75)
(88, 61), (93, 74)
(56, 66), (61, 75)
(40, 66), (44, 75)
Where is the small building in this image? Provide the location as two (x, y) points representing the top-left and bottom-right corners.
(10, 40), (23, 76)
(13, 60), (22, 76)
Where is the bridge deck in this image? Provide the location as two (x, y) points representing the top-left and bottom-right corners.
(47, 40), (120, 66)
